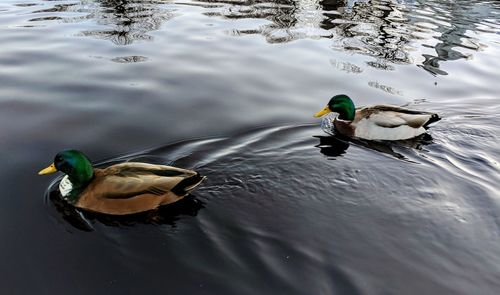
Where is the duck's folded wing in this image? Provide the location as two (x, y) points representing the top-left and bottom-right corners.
(92, 163), (199, 199)
(369, 112), (434, 128)
(108, 162), (197, 178)
(89, 175), (183, 200)
(366, 105), (435, 115)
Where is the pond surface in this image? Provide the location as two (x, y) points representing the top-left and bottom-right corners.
(1, 0), (500, 294)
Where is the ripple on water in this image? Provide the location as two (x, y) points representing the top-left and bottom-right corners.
(8, 0), (499, 75)
(41, 103), (500, 292)
(2, 0), (500, 294)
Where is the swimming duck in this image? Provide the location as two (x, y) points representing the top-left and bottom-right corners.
(314, 94), (440, 140)
(38, 150), (205, 215)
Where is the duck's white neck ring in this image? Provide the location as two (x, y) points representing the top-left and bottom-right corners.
(59, 175), (74, 199)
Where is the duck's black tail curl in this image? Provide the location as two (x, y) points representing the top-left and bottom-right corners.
(423, 114), (441, 129)
(171, 173), (206, 196)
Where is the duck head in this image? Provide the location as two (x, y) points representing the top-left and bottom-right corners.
(314, 94), (355, 121)
(38, 150), (94, 188)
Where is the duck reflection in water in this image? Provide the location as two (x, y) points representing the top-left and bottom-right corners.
(47, 186), (204, 232)
(315, 135), (351, 158)
(315, 132), (434, 161)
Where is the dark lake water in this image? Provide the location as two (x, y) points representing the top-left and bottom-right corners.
(1, 0), (500, 294)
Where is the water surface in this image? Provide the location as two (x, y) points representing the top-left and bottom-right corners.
(1, 0), (499, 294)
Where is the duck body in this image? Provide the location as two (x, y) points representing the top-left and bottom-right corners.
(64, 162), (204, 215)
(315, 95), (440, 141)
(334, 105), (440, 140)
(39, 150), (205, 215)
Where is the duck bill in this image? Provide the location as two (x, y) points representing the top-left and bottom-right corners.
(314, 106), (331, 118)
(38, 163), (57, 175)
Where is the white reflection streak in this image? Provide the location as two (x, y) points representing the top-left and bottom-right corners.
(294, 0), (325, 35)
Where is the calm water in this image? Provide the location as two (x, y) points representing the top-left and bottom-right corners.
(1, 0), (500, 294)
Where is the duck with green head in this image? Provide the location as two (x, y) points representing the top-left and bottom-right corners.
(314, 94), (440, 140)
(39, 150), (205, 215)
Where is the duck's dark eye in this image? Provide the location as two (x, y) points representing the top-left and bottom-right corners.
(54, 155), (67, 169)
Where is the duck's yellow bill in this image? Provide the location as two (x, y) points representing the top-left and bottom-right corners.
(38, 163), (57, 175)
(314, 106), (331, 118)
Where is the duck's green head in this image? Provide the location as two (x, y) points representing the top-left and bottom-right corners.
(38, 150), (94, 187)
(314, 94), (355, 121)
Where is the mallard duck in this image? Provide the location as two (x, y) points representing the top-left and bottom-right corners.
(314, 94), (440, 140)
(38, 150), (205, 215)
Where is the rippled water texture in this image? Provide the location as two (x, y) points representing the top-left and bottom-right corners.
(1, 0), (500, 294)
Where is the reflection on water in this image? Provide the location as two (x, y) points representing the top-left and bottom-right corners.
(110, 55), (148, 62)
(30, 0), (174, 45)
(315, 135), (350, 157)
(80, 0), (174, 45)
(416, 1), (491, 75)
(315, 133), (434, 161)
(193, 0), (498, 74)
(25, 0), (499, 72)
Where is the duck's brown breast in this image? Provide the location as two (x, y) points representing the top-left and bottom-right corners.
(334, 119), (355, 137)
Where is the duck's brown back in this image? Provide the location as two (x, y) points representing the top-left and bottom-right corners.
(75, 163), (202, 215)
